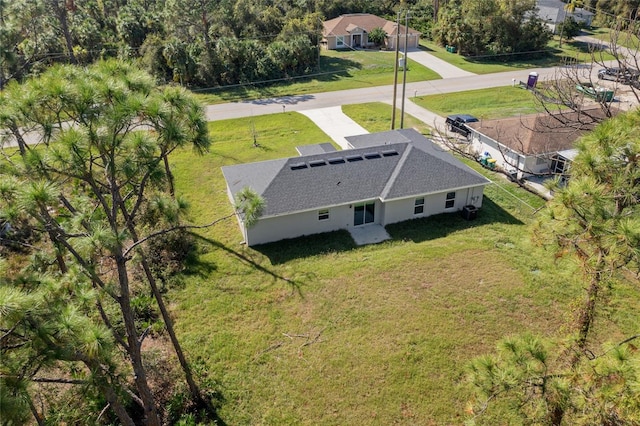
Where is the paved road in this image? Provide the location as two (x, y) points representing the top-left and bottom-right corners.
(0, 60), (603, 149)
(204, 65), (589, 122)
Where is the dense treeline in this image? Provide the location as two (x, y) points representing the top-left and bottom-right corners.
(432, 0), (551, 57)
(592, 0), (640, 24)
(0, 0), (405, 89)
(1, 0), (639, 89)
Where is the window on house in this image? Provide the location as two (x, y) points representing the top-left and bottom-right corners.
(337, 36), (344, 46)
(414, 197), (424, 215)
(318, 209), (329, 221)
(445, 192), (456, 209)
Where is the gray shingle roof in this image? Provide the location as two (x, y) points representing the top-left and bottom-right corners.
(221, 129), (490, 217)
(296, 142), (337, 156)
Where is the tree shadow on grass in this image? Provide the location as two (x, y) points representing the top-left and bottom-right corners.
(182, 242), (218, 278)
(197, 56), (361, 103)
(464, 50), (554, 68)
(319, 54), (362, 74)
(256, 196), (522, 264)
(254, 230), (357, 265)
(386, 196), (523, 243)
(190, 233), (304, 296)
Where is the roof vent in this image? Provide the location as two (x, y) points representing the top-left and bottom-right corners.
(291, 162), (308, 170)
(328, 157), (345, 164)
(346, 155), (364, 162)
(309, 159), (327, 168)
(364, 152), (381, 159)
(381, 150), (399, 157)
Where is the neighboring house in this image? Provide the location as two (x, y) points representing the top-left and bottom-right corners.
(221, 129), (490, 246)
(466, 109), (606, 180)
(322, 13), (421, 50)
(536, 0), (594, 33)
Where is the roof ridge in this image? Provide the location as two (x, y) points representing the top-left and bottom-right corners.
(257, 160), (287, 200)
(379, 144), (412, 200)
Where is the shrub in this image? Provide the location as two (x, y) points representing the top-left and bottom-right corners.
(368, 27), (387, 47)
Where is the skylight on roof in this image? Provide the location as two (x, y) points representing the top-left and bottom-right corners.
(328, 157), (345, 164)
(381, 150), (399, 157)
(346, 155), (363, 162)
(364, 152), (381, 159)
(291, 162), (308, 170)
(309, 160), (327, 167)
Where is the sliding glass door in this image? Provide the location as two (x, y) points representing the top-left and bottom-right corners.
(354, 202), (375, 226)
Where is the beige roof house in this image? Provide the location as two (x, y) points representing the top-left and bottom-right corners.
(466, 108), (609, 178)
(322, 13), (420, 50)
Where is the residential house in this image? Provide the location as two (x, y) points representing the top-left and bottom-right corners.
(221, 129), (490, 246)
(466, 109), (606, 180)
(322, 13), (421, 50)
(536, 0), (594, 33)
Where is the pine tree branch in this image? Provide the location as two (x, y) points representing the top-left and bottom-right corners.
(595, 334), (640, 359)
(31, 377), (87, 385)
(122, 212), (236, 258)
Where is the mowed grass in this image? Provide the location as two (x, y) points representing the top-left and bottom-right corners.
(342, 102), (431, 134)
(589, 26), (640, 50)
(194, 49), (440, 105)
(166, 110), (640, 424)
(420, 37), (615, 75)
(412, 86), (543, 119)
(193, 35), (615, 106)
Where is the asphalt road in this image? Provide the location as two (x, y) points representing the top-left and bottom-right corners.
(0, 62), (601, 149)
(204, 65), (590, 121)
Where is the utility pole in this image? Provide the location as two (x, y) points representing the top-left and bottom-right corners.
(391, 11), (401, 130)
(400, 10), (410, 129)
(317, 16), (323, 71)
(434, 0), (439, 23)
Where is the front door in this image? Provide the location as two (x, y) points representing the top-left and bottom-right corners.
(354, 202), (375, 226)
(353, 34), (361, 47)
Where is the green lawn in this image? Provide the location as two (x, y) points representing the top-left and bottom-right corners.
(192, 36), (615, 106)
(194, 50), (440, 105)
(411, 86), (543, 120)
(589, 26), (640, 50)
(420, 37), (615, 74)
(341, 103), (431, 134)
(167, 112), (639, 424)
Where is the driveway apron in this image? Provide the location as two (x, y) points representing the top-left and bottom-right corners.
(406, 48), (476, 79)
(299, 106), (369, 149)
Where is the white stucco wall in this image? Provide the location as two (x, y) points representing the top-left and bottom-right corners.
(383, 187), (485, 225)
(240, 188), (486, 246)
(472, 134), (527, 177)
(522, 155), (554, 176)
(245, 204), (353, 246)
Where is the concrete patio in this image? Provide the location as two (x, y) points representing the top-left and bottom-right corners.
(348, 224), (392, 246)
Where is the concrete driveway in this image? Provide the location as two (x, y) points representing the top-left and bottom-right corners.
(406, 48), (476, 79)
(299, 107), (369, 149)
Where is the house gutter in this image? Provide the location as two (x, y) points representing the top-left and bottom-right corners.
(380, 182), (491, 203)
(254, 197), (383, 220)
(252, 181), (490, 221)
